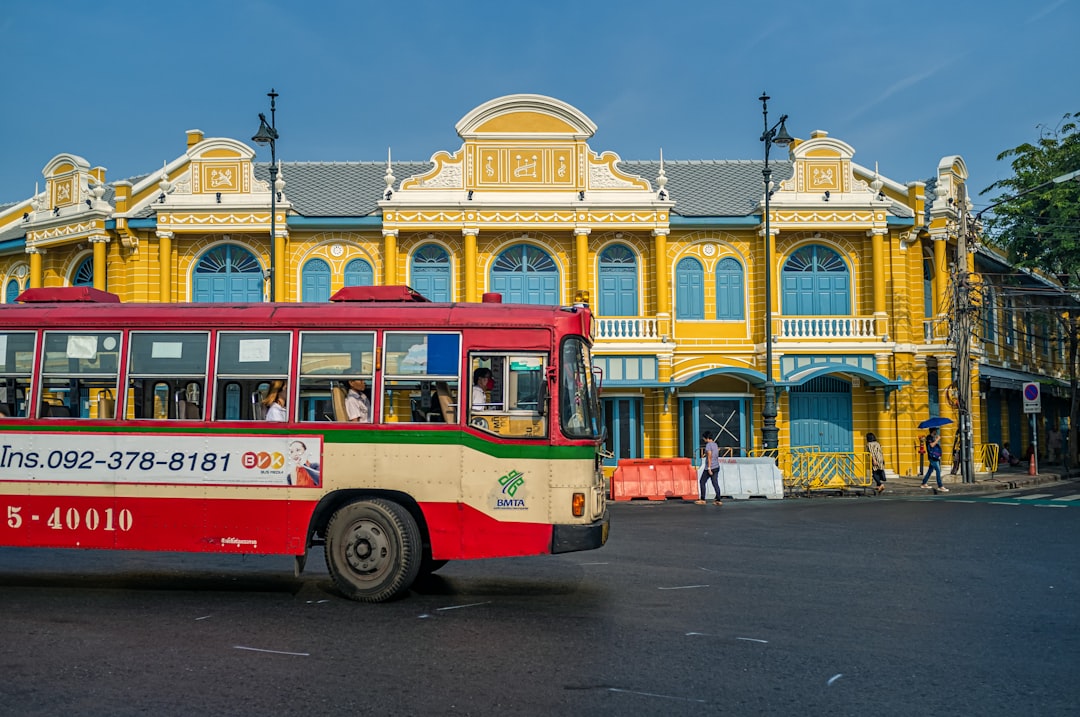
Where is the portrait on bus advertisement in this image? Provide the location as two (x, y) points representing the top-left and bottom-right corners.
(0, 433), (323, 487)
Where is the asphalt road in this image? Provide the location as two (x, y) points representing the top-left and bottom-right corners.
(0, 489), (1077, 716)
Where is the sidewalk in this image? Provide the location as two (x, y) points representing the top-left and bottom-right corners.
(876, 463), (1075, 497)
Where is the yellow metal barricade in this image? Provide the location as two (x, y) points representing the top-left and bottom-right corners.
(781, 450), (871, 495)
(977, 443), (999, 473)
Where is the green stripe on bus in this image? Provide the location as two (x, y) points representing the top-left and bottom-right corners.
(2, 424), (594, 461)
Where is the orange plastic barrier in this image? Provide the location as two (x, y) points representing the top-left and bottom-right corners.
(611, 457), (698, 501)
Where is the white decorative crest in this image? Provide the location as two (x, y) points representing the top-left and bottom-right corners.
(589, 164), (637, 189)
(421, 163), (463, 189)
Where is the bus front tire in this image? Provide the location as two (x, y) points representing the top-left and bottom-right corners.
(324, 499), (422, 603)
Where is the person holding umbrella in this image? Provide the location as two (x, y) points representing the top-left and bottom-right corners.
(920, 427), (948, 492)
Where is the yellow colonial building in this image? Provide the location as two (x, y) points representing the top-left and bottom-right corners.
(0, 94), (1065, 479)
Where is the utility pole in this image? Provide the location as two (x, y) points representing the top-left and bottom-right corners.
(953, 183), (976, 483)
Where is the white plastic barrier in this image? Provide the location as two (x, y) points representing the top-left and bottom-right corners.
(699, 458), (784, 500)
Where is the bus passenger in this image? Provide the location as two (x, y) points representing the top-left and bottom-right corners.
(264, 380), (288, 422)
(472, 367), (494, 409)
(346, 379), (370, 423)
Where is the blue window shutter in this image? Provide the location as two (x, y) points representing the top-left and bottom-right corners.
(715, 258), (743, 319)
(302, 258), (331, 302)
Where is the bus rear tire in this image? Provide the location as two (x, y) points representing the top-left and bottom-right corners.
(324, 499), (421, 603)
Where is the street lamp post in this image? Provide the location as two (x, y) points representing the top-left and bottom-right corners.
(252, 89), (279, 302)
(759, 92), (793, 451)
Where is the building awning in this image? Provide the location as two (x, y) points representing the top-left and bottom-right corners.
(979, 364), (1068, 393)
(781, 365), (909, 391)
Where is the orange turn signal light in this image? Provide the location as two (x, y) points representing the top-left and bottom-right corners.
(572, 492), (585, 517)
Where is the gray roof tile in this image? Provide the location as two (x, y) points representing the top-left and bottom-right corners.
(256, 161), (431, 217)
(622, 160), (793, 217)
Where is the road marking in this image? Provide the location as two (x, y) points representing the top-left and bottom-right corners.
(658, 584), (709, 590)
(827, 674), (843, 686)
(1035, 504), (1067, 508)
(1054, 494), (1080, 501)
(233, 645), (310, 657)
(1016, 494), (1054, 500)
(436, 601), (491, 611)
(736, 637), (769, 644)
(608, 688), (705, 703)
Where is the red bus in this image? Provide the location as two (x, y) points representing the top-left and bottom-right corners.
(0, 286), (609, 602)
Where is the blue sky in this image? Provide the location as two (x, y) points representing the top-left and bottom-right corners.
(1, 0), (1076, 209)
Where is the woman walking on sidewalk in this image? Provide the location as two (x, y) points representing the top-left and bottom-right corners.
(866, 432), (886, 494)
(921, 428), (949, 492)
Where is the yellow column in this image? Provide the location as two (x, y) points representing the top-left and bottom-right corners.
(870, 229), (886, 313)
(574, 228), (591, 299)
(28, 248), (42, 289)
(932, 237), (946, 334)
(766, 227), (778, 344)
(90, 237), (108, 291)
(273, 229), (287, 302)
(463, 228), (478, 302)
(156, 231), (172, 302)
(382, 230), (398, 285)
(870, 229), (887, 339)
(652, 229), (669, 315)
(656, 355), (677, 459)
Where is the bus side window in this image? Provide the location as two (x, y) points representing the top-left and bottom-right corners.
(297, 331), (375, 423)
(127, 332), (209, 420)
(214, 332), (291, 421)
(382, 332), (459, 424)
(468, 353), (547, 438)
(0, 333), (34, 419)
(40, 331), (121, 419)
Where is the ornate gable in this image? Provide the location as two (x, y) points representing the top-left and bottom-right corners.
(386, 95), (665, 232)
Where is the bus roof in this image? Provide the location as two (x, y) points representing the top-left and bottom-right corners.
(0, 293), (593, 336)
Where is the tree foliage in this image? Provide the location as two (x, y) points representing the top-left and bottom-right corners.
(981, 112), (1080, 279)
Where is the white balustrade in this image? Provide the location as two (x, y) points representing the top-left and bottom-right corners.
(778, 316), (877, 340)
(594, 316), (660, 341)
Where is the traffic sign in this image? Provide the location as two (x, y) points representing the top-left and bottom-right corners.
(1023, 382), (1041, 414)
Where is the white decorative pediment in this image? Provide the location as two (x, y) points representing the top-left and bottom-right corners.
(419, 162), (463, 189)
(589, 163), (639, 190)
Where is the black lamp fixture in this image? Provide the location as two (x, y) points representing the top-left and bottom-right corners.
(759, 92), (793, 452)
(252, 89), (280, 302)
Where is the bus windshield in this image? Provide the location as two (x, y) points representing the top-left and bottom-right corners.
(559, 337), (601, 440)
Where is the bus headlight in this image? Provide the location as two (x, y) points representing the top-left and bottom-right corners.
(572, 492), (585, 517)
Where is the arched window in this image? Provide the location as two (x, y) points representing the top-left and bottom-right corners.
(73, 257), (93, 287)
(675, 257), (704, 319)
(343, 258), (374, 287)
(411, 245), (451, 302)
(192, 244), (264, 302)
(5, 279), (19, 304)
(715, 257), (744, 320)
(490, 245), (559, 305)
(781, 245), (850, 315)
(598, 244), (638, 317)
(301, 258), (331, 302)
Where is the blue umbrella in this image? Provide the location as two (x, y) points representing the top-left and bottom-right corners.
(918, 416), (954, 429)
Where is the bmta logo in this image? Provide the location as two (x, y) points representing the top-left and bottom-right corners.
(241, 451), (285, 471)
(496, 469), (526, 509)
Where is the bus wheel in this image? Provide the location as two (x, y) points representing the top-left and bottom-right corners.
(324, 499), (421, 603)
